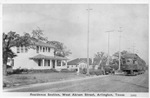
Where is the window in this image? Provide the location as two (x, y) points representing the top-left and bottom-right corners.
(21, 46), (23, 53)
(57, 60), (61, 66)
(48, 48), (50, 52)
(38, 60), (42, 66)
(43, 47), (45, 52)
(123, 60), (126, 64)
(45, 47), (47, 52)
(133, 60), (136, 64)
(36, 46), (39, 53)
(17, 47), (20, 53)
(40, 46), (42, 51)
(25, 47), (28, 52)
(127, 59), (130, 62)
(48, 60), (50, 66)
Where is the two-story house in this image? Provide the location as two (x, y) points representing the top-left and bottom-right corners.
(11, 40), (68, 71)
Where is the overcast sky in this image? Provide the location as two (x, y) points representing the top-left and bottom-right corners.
(3, 4), (149, 64)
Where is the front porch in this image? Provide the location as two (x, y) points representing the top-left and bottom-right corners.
(30, 54), (68, 71)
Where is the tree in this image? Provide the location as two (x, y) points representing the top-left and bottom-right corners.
(94, 52), (107, 69)
(112, 50), (129, 70)
(31, 27), (48, 42)
(47, 41), (71, 57)
(3, 31), (31, 76)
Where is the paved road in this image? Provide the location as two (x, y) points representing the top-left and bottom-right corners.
(5, 71), (148, 92)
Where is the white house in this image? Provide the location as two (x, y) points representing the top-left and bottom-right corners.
(67, 58), (93, 71)
(11, 40), (68, 71)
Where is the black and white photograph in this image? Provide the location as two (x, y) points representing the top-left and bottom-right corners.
(2, 1), (149, 97)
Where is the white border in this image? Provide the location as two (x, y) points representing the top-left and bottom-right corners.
(0, 0), (149, 98)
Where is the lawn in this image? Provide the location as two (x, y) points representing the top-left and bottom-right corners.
(3, 72), (86, 88)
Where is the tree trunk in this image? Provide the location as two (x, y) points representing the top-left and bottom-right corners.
(3, 63), (7, 76)
(3, 55), (8, 76)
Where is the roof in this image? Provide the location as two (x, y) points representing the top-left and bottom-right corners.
(34, 41), (56, 48)
(31, 38), (56, 48)
(30, 54), (68, 60)
(122, 53), (138, 59)
(67, 58), (92, 65)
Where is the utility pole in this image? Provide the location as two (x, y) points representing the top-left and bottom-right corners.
(106, 30), (114, 66)
(118, 27), (122, 71)
(86, 4), (92, 75)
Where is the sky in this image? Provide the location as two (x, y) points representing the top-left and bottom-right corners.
(3, 4), (149, 64)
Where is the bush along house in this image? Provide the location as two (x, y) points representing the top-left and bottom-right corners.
(11, 39), (68, 71)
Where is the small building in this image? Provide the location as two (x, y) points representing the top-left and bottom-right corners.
(67, 58), (93, 71)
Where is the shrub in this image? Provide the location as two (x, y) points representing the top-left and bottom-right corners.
(28, 69), (58, 73)
(12, 68), (27, 74)
(89, 69), (96, 75)
(79, 68), (87, 74)
(94, 70), (103, 75)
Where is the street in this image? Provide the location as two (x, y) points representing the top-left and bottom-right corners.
(4, 71), (148, 92)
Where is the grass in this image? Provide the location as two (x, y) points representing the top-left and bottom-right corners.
(3, 72), (86, 88)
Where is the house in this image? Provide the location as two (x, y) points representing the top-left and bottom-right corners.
(11, 40), (68, 71)
(67, 58), (93, 71)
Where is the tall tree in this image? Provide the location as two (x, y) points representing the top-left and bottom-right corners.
(94, 52), (107, 69)
(31, 27), (48, 42)
(112, 50), (129, 70)
(47, 41), (71, 57)
(3, 31), (31, 76)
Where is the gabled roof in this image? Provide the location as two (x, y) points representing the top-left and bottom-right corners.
(67, 58), (92, 65)
(30, 54), (68, 60)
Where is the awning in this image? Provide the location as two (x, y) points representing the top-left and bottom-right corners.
(30, 54), (68, 60)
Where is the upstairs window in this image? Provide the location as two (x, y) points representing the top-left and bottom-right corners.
(21, 46), (23, 53)
(40, 46), (42, 52)
(36, 46), (39, 53)
(45, 47), (47, 52)
(17, 47), (20, 53)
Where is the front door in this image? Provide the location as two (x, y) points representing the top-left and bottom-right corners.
(52, 60), (55, 68)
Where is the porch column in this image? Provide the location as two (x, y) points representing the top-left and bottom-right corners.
(77, 65), (80, 75)
(61, 61), (63, 66)
(50, 60), (52, 68)
(43, 59), (45, 67)
(55, 60), (57, 67)
(65, 61), (67, 67)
